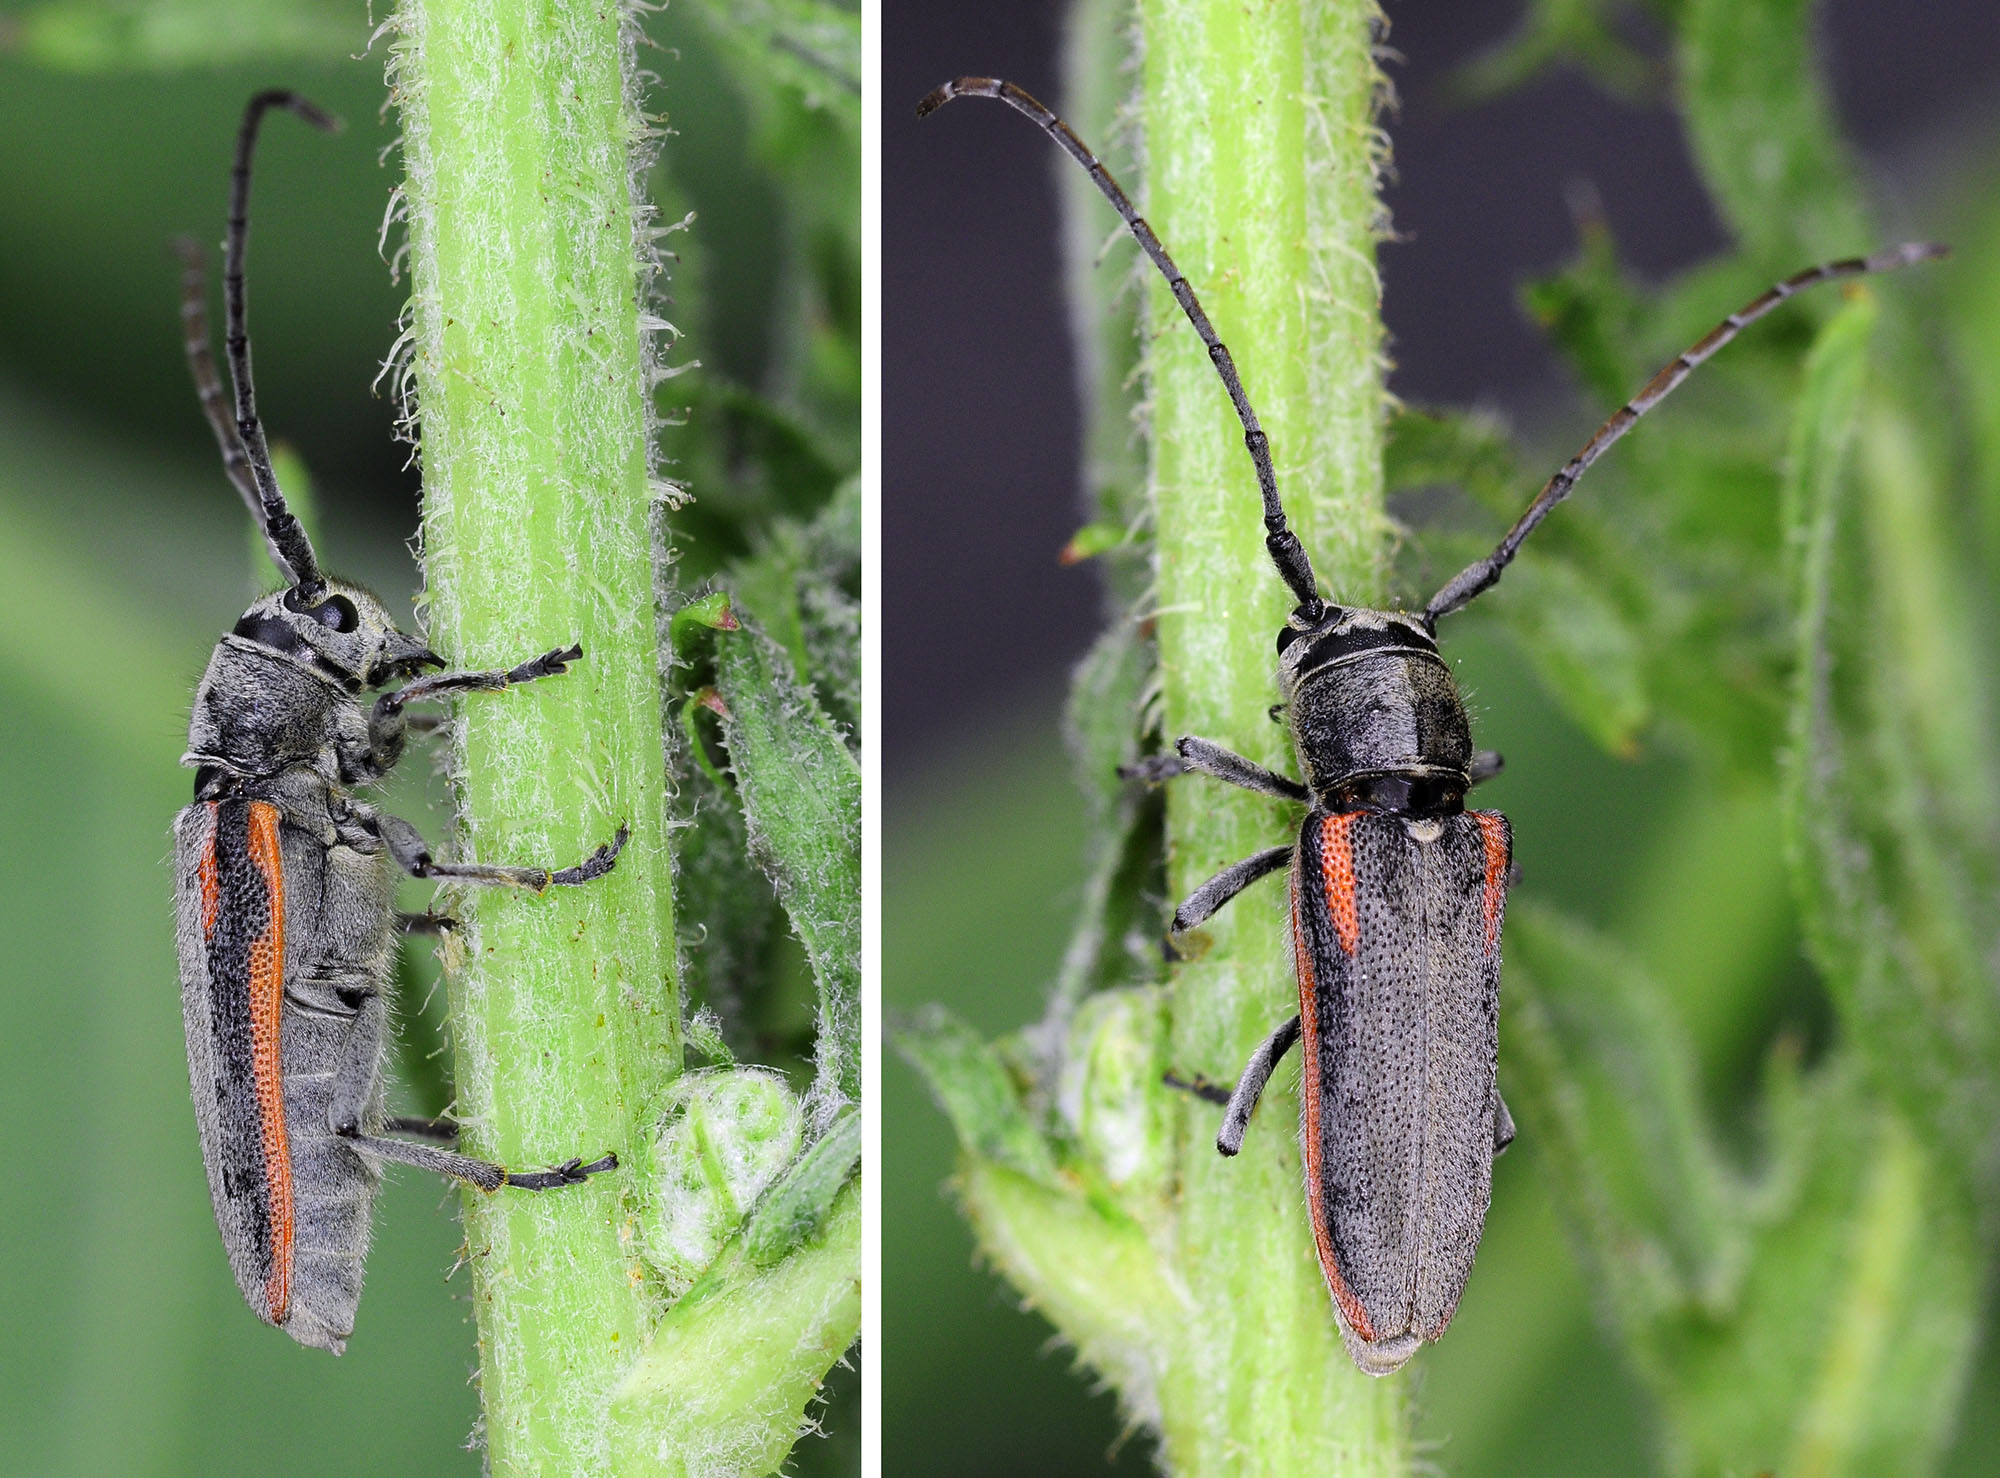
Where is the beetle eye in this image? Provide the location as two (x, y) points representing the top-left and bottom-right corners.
(312, 595), (359, 633)
(1276, 626), (1300, 654)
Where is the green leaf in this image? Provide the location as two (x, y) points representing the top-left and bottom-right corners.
(667, 591), (740, 657)
(1504, 899), (1746, 1328)
(1051, 987), (1176, 1206)
(892, 1006), (1061, 1185)
(956, 1161), (1180, 1434)
(725, 477), (861, 746)
(612, 1182), (860, 1476)
(1507, 899), (1983, 1476)
(642, 1069), (806, 1296)
(1444, 0), (1667, 105)
(1779, 295), (2000, 1178)
(687, 0), (859, 136)
(1388, 408), (1652, 753)
(713, 619), (862, 1108)
(1679, 0), (1868, 264)
(744, 1105), (861, 1265)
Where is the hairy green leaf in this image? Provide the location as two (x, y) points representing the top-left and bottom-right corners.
(713, 619), (861, 1109)
(744, 1105), (861, 1265)
(894, 1006), (1062, 1186)
(612, 1182), (860, 1476)
(1779, 296), (2000, 1177)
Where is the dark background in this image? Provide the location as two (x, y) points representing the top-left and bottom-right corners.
(884, 1), (2000, 1473)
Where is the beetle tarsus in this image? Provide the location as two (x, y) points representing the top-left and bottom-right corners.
(504, 1152), (619, 1192)
(549, 823), (631, 887)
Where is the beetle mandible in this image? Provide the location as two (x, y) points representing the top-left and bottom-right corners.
(919, 75), (1942, 1375)
(172, 91), (627, 1354)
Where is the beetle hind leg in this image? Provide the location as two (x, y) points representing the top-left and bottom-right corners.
(339, 1126), (618, 1194)
(327, 995), (616, 1193)
(1215, 1015), (1302, 1155)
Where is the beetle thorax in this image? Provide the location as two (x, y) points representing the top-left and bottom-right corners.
(1277, 607), (1472, 813)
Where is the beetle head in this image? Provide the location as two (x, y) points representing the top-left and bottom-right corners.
(230, 580), (439, 688)
(1274, 605), (1440, 698)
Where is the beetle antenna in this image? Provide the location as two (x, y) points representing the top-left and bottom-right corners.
(217, 90), (342, 601)
(1425, 241), (1949, 623)
(919, 77), (1324, 616)
(174, 237), (266, 533)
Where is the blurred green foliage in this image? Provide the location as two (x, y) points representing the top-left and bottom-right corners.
(893, 0), (2000, 1472)
(0, 0), (856, 1469)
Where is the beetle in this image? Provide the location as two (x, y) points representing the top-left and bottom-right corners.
(172, 90), (627, 1354)
(919, 75), (1942, 1375)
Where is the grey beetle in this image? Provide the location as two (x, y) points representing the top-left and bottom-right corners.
(172, 90), (625, 1354)
(921, 74), (1942, 1374)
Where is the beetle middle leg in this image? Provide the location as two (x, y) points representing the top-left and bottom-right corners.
(1170, 844), (1291, 934)
(326, 993), (617, 1192)
(369, 809), (629, 892)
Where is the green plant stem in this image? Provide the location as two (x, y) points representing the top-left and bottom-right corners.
(394, 1), (680, 1469)
(1142, 0), (1404, 1469)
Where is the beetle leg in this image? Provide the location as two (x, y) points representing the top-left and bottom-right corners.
(381, 643), (584, 713)
(1170, 844), (1292, 933)
(1216, 1015), (1303, 1156)
(396, 910), (456, 935)
(362, 644), (584, 774)
(383, 1114), (458, 1143)
(325, 995), (616, 1192)
(1162, 1071), (1233, 1105)
(1494, 1091), (1517, 1156)
(371, 810), (629, 891)
(1124, 736), (1309, 802)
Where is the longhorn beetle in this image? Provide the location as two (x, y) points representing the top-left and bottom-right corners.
(919, 76), (1943, 1376)
(172, 91), (627, 1354)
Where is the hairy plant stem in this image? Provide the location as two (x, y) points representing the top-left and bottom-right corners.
(1142, 0), (1404, 1469)
(393, 0), (680, 1469)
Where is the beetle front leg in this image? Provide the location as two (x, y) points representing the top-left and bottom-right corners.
(362, 643), (585, 775)
(370, 809), (628, 891)
(1125, 735), (1309, 802)
(385, 642), (583, 712)
(326, 994), (616, 1192)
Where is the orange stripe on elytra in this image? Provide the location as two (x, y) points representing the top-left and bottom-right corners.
(1317, 813), (1360, 953)
(1473, 811), (1509, 953)
(197, 802), (221, 940)
(244, 801), (294, 1323)
(1294, 876), (1375, 1343)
